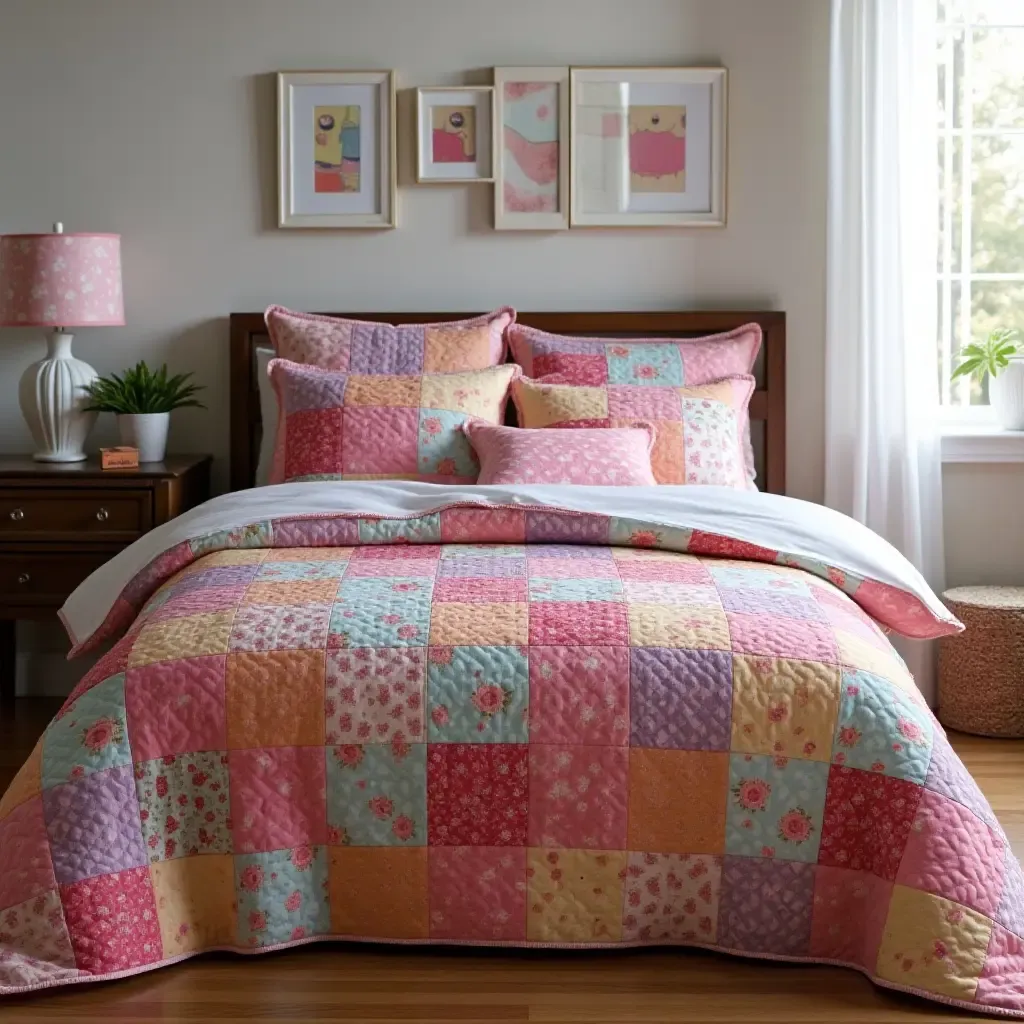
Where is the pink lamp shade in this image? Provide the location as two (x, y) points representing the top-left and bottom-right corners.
(0, 233), (124, 328)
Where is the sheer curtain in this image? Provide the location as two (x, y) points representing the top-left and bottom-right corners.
(826, 0), (946, 704)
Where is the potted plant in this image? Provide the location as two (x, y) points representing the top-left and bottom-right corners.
(83, 361), (205, 462)
(952, 328), (1024, 430)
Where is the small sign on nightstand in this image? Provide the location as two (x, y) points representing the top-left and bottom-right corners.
(99, 447), (140, 470)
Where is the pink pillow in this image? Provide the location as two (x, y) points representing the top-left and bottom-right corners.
(511, 375), (755, 489)
(507, 322), (761, 385)
(265, 306), (515, 372)
(464, 421), (656, 486)
(268, 359), (519, 483)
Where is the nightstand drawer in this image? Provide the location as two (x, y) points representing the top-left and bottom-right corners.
(0, 490), (151, 541)
(0, 552), (113, 606)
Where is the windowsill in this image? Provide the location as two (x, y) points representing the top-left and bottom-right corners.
(941, 425), (1024, 463)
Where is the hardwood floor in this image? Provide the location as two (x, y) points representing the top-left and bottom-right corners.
(1, 699), (1021, 1023)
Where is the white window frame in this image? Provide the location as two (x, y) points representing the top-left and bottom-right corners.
(937, 2), (1024, 436)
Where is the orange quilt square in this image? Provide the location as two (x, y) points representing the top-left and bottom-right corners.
(226, 650), (326, 748)
(627, 749), (728, 854)
(329, 847), (428, 939)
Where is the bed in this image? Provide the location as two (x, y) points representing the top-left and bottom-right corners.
(0, 310), (1021, 1017)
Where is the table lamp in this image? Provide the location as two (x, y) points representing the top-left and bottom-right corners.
(0, 223), (124, 462)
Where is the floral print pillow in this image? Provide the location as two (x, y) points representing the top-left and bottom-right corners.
(268, 359), (520, 484)
(511, 375), (755, 488)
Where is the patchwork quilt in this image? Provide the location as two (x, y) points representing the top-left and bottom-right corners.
(1, 484), (1021, 1017)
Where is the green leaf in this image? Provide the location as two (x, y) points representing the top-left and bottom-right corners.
(83, 361), (206, 414)
(951, 328), (1023, 383)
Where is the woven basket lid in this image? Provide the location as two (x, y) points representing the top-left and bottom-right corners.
(943, 585), (1024, 610)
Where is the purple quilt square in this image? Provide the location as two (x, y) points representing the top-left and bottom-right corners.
(630, 648), (733, 750)
(273, 517), (361, 547)
(438, 557), (527, 579)
(42, 764), (147, 885)
(350, 324), (424, 374)
(719, 589), (827, 623)
(718, 855), (815, 956)
(280, 367), (348, 414)
(525, 512), (609, 545)
(997, 845), (1024, 938)
(925, 728), (999, 830)
(174, 564), (260, 592)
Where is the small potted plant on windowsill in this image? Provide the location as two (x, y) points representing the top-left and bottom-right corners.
(952, 328), (1024, 430)
(83, 361), (205, 462)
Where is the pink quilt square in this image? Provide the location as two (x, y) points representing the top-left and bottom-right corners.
(818, 765), (923, 881)
(59, 866), (162, 976)
(535, 352), (608, 384)
(726, 612), (839, 663)
(528, 745), (628, 849)
(526, 557), (619, 580)
(896, 789), (1007, 917)
(529, 602), (629, 647)
(433, 577), (528, 603)
(607, 386), (682, 420)
(428, 846), (527, 940)
(529, 646), (629, 745)
(809, 865), (892, 969)
(229, 747), (327, 854)
(125, 655), (227, 762)
(341, 406), (419, 475)
(976, 924), (1024, 1013)
(427, 744), (528, 846)
(614, 559), (713, 584)
(283, 409), (343, 479)
(439, 507), (527, 544)
(0, 797), (56, 911)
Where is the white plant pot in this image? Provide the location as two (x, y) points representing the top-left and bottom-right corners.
(990, 358), (1024, 431)
(118, 413), (170, 462)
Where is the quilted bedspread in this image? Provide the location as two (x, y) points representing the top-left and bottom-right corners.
(1, 483), (1021, 1016)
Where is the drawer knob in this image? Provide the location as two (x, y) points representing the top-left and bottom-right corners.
(95, 507), (110, 522)
(17, 572), (30, 585)
(9, 508), (24, 521)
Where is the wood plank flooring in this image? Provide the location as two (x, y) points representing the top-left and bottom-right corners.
(1, 698), (1021, 1023)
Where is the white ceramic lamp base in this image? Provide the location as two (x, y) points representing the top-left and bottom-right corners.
(18, 329), (98, 462)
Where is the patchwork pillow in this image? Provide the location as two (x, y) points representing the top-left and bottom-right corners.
(511, 375), (755, 489)
(269, 359), (520, 484)
(464, 421), (657, 486)
(507, 322), (761, 386)
(265, 306), (515, 372)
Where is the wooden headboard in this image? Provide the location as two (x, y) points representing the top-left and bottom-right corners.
(229, 310), (787, 494)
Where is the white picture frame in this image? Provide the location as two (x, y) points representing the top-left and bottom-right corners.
(569, 66), (727, 228)
(416, 86), (495, 183)
(277, 70), (396, 229)
(493, 67), (570, 230)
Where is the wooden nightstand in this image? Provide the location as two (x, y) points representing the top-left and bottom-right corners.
(0, 454), (212, 713)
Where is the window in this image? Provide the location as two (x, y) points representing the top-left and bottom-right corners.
(938, 0), (1024, 417)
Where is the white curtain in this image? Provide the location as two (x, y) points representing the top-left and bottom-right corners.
(826, 0), (946, 704)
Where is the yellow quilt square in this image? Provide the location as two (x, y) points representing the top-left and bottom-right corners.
(527, 849), (626, 943)
(266, 547), (355, 562)
(514, 380), (608, 428)
(835, 630), (916, 694)
(420, 366), (516, 419)
(731, 655), (841, 761)
(0, 740), (42, 820)
(423, 324), (492, 373)
(226, 649), (326, 748)
(628, 604), (730, 649)
(128, 611), (234, 667)
(875, 885), (992, 1001)
(242, 580), (339, 606)
(185, 550), (268, 571)
(430, 603), (529, 646)
(329, 847), (429, 939)
(151, 855), (236, 955)
(345, 375), (420, 408)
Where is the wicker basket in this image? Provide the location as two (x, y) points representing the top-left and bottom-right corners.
(938, 586), (1024, 738)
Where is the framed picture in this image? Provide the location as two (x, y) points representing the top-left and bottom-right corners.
(277, 70), (396, 229)
(493, 67), (569, 230)
(569, 66), (727, 228)
(416, 87), (495, 183)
